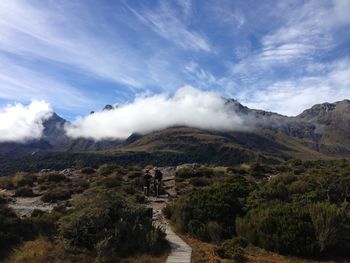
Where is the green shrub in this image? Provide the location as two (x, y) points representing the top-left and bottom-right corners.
(58, 188), (167, 259)
(97, 164), (117, 176)
(309, 202), (345, 253)
(38, 172), (66, 183)
(0, 176), (14, 189)
(249, 163), (269, 178)
(30, 210), (62, 238)
(12, 173), (36, 187)
(135, 194), (145, 204)
(236, 203), (317, 256)
(0, 205), (35, 258)
(175, 166), (215, 179)
(189, 177), (210, 187)
(80, 167), (96, 175)
(162, 204), (173, 219)
(216, 237), (247, 262)
(0, 195), (6, 204)
(171, 176), (254, 241)
(15, 187), (35, 197)
(127, 170), (142, 179)
(100, 174), (122, 188)
(206, 221), (223, 243)
(123, 185), (136, 195)
(41, 189), (71, 203)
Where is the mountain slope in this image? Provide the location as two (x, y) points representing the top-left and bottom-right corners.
(1, 100), (350, 163)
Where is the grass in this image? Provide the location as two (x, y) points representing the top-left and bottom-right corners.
(174, 228), (345, 263)
(4, 236), (94, 263)
(121, 253), (169, 263)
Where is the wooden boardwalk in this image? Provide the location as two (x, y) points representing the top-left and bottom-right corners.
(165, 225), (192, 263)
(146, 167), (192, 263)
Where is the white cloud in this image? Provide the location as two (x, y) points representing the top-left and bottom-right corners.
(65, 86), (245, 140)
(0, 101), (52, 143)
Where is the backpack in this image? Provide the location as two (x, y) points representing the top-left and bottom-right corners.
(155, 169), (162, 180)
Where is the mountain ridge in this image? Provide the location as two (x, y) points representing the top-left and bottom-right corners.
(1, 99), (350, 163)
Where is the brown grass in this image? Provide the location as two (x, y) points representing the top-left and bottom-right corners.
(121, 253), (168, 263)
(175, 230), (349, 263)
(175, 230), (230, 263)
(4, 237), (94, 263)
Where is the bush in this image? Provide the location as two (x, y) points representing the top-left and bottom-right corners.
(206, 221), (223, 243)
(236, 203), (317, 256)
(38, 172), (66, 183)
(249, 163), (268, 178)
(15, 187), (35, 197)
(189, 177), (210, 187)
(216, 237), (247, 262)
(162, 204), (173, 219)
(5, 237), (92, 263)
(175, 166), (215, 179)
(81, 167), (96, 175)
(171, 176), (254, 241)
(0, 205), (35, 258)
(309, 202), (347, 253)
(100, 174), (122, 188)
(135, 194), (145, 204)
(12, 173), (36, 187)
(41, 189), (71, 203)
(0, 195), (6, 204)
(127, 170), (142, 179)
(30, 210), (63, 238)
(58, 188), (167, 259)
(247, 175), (296, 207)
(123, 185), (136, 195)
(97, 164), (117, 176)
(0, 176), (14, 189)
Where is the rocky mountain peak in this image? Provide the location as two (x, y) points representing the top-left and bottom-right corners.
(298, 100), (350, 121)
(103, 104), (114, 111)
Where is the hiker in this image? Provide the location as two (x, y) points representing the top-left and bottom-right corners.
(143, 170), (152, 196)
(154, 168), (163, 197)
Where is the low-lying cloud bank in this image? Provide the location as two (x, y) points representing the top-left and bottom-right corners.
(65, 86), (244, 140)
(0, 101), (52, 143)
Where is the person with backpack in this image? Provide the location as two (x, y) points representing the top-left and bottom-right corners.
(143, 170), (152, 196)
(154, 168), (163, 197)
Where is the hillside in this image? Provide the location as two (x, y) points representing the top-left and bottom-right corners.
(1, 99), (350, 164)
(113, 99), (350, 161)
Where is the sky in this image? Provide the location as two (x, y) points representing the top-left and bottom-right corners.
(0, 0), (350, 121)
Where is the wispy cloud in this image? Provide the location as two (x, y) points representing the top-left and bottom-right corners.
(0, 54), (92, 111)
(0, 0), (348, 119)
(231, 0), (350, 83)
(128, 2), (211, 52)
(177, 0), (192, 17)
(237, 59), (350, 116)
(0, 0), (186, 91)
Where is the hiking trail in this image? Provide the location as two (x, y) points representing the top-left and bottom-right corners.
(146, 167), (192, 263)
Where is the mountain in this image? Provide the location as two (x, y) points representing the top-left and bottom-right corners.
(118, 99), (350, 162)
(0, 113), (122, 157)
(1, 100), (350, 163)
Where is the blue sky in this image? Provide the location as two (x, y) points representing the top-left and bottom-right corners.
(0, 0), (350, 120)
